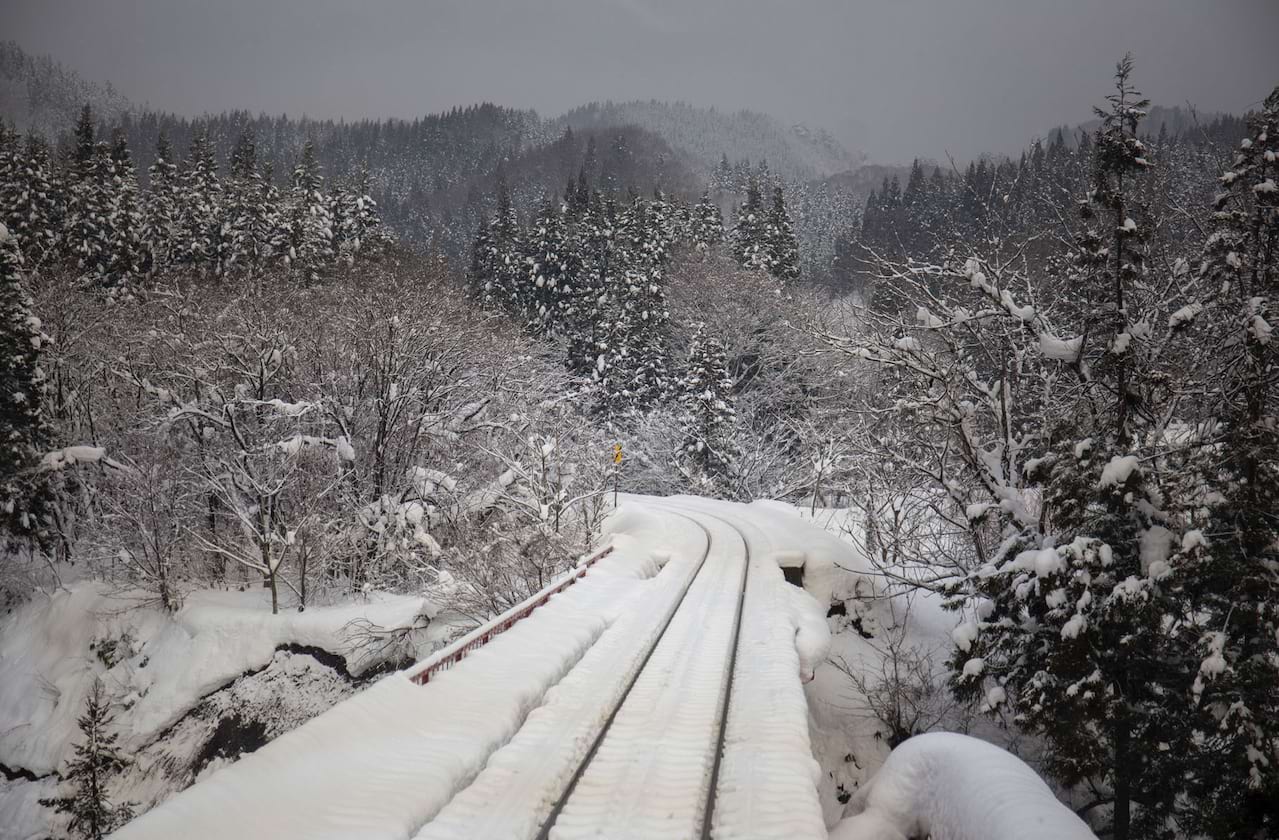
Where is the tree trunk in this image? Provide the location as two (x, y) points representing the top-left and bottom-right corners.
(1113, 718), (1131, 840)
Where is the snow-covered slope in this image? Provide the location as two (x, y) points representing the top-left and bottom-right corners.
(0, 583), (438, 839)
(831, 732), (1097, 840)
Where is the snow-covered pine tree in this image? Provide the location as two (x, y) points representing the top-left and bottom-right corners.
(599, 197), (670, 411)
(62, 140), (114, 286)
(225, 128), (273, 272)
(105, 129), (144, 288)
(523, 196), (568, 335)
(0, 223), (52, 543)
(176, 129), (227, 275)
(283, 140), (334, 283)
(564, 194), (611, 377)
(954, 57), (1185, 840)
(467, 216), (497, 305)
(0, 124), (19, 227)
(1173, 84), (1279, 838)
(9, 135), (64, 267)
(730, 178), (768, 271)
(141, 132), (180, 274)
(677, 322), (738, 490)
(38, 681), (135, 840)
(764, 183), (800, 281)
(332, 165), (388, 264)
(69, 104), (96, 185)
(488, 172), (524, 314)
(691, 190), (724, 252)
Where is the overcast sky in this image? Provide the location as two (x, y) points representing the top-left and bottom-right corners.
(6, 0), (1279, 163)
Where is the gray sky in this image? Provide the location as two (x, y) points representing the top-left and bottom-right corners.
(6, 0), (1279, 164)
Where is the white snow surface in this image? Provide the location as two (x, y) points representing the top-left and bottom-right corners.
(113, 505), (685, 840)
(111, 497), (845, 840)
(830, 732), (1097, 840)
(0, 585), (433, 777)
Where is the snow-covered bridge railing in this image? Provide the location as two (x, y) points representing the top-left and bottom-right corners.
(403, 544), (616, 685)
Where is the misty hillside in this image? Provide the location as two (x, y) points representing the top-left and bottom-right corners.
(555, 99), (863, 180)
(0, 40), (131, 137)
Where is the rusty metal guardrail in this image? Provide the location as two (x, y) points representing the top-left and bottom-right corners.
(403, 544), (616, 685)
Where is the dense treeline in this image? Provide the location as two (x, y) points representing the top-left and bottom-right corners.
(0, 104), (392, 290)
(839, 109), (1247, 302)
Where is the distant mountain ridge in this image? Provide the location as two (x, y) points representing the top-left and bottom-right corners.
(552, 100), (864, 180)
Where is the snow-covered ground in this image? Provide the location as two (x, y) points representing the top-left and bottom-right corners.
(104, 498), (850, 839)
(0, 581), (440, 840)
(3, 496), (1096, 840)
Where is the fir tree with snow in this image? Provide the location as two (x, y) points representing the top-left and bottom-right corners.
(39, 680), (136, 840)
(764, 183), (800, 281)
(690, 190), (724, 252)
(951, 58), (1194, 840)
(62, 140), (115, 286)
(523, 196), (569, 335)
(175, 129), (228, 275)
(141, 132), (180, 274)
(730, 178), (768, 272)
(225, 128), (274, 271)
(105, 128), (144, 287)
(1172, 84), (1279, 838)
(0, 223), (52, 546)
(283, 140), (334, 283)
(677, 322), (738, 489)
(488, 171), (524, 315)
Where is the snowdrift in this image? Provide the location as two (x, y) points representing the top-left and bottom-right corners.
(831, 732), (1097, 840)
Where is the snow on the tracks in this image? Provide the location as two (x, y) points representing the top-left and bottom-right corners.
(413, 509), (710, 839)
(830, 732), (1098, 840)
(115, 506), (693, 840)
(672, 499), (834, 840)
(548, 506), (746, 839)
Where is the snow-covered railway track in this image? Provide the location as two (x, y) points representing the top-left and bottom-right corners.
(537, 508), (750, 840)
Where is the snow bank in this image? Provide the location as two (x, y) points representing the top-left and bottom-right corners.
(743, 500), (873, 609)
(0, 584), (434, 776)
(831, 732), (1096, 840)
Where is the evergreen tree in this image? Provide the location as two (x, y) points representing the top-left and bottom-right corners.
(565, 195), (611, 377)
(487, 172), (523, 313)
(141, 132), (180, 274)
(0, 223), (52, 543)
(764, 184), (800, 281)
(691, 191), (723, 252)
(1175, 84), (1279, 838)
(39, 681), (135, 839)
(225, 128), (276, 272)
(176, 129), (227, 274)
(467, 216), (497, 305)
(10, 135), (63, 266)
(105, 129), (144, 287)
(730, 178), (768, 271)
(62, 141), (114, 285)
(678, 322), (738, 489)
(523, 196), (568, 334)
(332, 165), (387, 263)
(283, 140), (334, 283)
(599, 198), (670, 410)
(954, 58), (1176, 840)
(69, 104), (96, 184)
